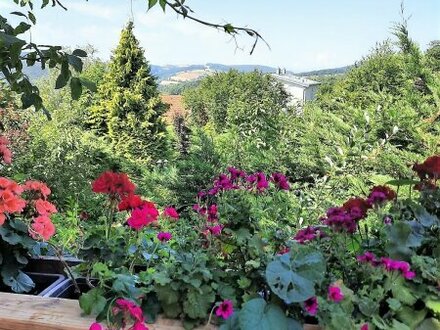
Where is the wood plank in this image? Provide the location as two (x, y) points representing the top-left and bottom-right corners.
(0, 293), (216, 330)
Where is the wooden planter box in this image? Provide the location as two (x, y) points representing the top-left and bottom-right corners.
(0, 292), (216, 330)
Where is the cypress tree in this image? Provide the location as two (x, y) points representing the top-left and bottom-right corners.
(89, 21), (168, 163)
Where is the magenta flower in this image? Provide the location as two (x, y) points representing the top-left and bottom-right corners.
(271, 172), (290, 190)
(89, 323), (104, 330)
(328, 285), (344, 302)
(256, 172), (269, 191)
(403, 270), (416, 279)
(115, 298), (144, 322)
(304, 296), (318, 316)
(163, 206), (179, 220)
(215, 300), (233, 319)
(209, 225), (223, 236)
(294, 226), (323, 244)
(157, 231), (172, 242)
(360, 323), (369, 330)
(357, 251), (377, 264)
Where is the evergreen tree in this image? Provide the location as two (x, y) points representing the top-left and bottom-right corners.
(89, 21), (168, 163)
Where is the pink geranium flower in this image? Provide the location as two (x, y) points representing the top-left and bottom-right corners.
(35, 199), (57, 216)
(209, 225), (223, 236)
(304, 296), (318, 315)
(328, 284), (344, 302)
(215, 300), (233, 319)
(89, 322), (104, 330)
(163, 206), (179, 220)
(360, 323), (369, 330)
(157, 231), (172, 242)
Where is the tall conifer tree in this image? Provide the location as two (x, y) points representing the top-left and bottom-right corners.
(89, 21), (168, 163)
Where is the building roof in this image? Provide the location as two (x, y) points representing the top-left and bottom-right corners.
(271, 74), (321, 88)
(160, 94), (187, 123)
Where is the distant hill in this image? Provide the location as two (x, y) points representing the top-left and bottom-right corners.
(297, 65), (353, 77)
(22, 62), (352, 84)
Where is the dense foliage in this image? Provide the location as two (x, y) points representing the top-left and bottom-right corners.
(0, 7), (439, 330)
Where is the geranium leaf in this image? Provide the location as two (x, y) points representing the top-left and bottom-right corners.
(238, 298), (288, 330)
(79, 287), (107, 315)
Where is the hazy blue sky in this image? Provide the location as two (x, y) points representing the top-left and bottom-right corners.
(1, 0), (439, 71)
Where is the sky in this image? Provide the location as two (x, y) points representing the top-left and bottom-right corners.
(1, 0), (439, 71)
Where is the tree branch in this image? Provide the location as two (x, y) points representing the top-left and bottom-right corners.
(164, 0), (270, 55)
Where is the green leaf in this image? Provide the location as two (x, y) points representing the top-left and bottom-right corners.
(220, 312), (239, 330)
(238, 298), (288, 330)
(387, 298), (402, 311)
(224, 24), (236, 34)
(183, 285), (215, 319)
(55, 71), (70, 89)
(10, 11), (28, 19)
(385, 179), (420, 186)
(80, 78), (97, 92)
(14, 22), (31, 35)
(159, 0), (167, 11)
(397, 306), (427, 329)
(427, 300), (440, 315)
(385, 221), (423, 259)
(79, 288), (107, 315)
(1, 269), (35, 293)
(266, 243), (325, 303)
(28, 11), (36, 24)
(72, 49), (87, 57)
(411, 205), (440, 227)
(70, 77), (82, 100)
(0, 31), (26, 47)
(416, 318), (440, 330)
(41, 0), (50, 8)
(67, 54), (83, 72)
(148, 0), (158, 9)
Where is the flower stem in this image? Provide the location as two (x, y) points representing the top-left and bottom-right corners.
(48, 242), (81, 294)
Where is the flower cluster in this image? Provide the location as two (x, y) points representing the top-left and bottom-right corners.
(89, 299), (149, 330)
(321, 186), (395, 233)
(366, 186), (396, 207)
(193, 203), (223, 237)
(413, 155), (440, 181)
(293, 226), (325, 244)
(304, 296), (318, 316)
(127, 202), (159, 231)
(162, 206), (179, 220)
(199, 167), (290, 198)
(0, 176), (57, 241)
(92, 171), (136, 198)
(357, 252), (416, 280)
(0, 136), (12, 165)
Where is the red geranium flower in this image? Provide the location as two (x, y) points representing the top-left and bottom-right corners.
(118, 194), (144, 211)
(92, 171), (136, 197)
(127, 202), (159, 230)
(157, 231), (172, 242)
(342, 198), (369, 220)
(366, 185), (396, 206)
(0, 189), (26, 214)
(328, 284), (344, 302)
(0, 177), (23, 194)
(413, 155), (440, 180)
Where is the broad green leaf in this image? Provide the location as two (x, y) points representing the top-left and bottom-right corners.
(385, 221), (423, 259)
(159, 0), (167, 11)
(397, 307), (427, 329)
(416, 318), (440, 330)
(427, 300), (440, 315)
(266, 243), (325, 303)
(2, 270), (35, 293)
(70, 77), (82, 100)
(67, 54), (83, 72)
(183, 285), (215, 319)
(79, 288), (107, 315)
(55, 71), (70, 89)
(238, 298), (288, 330)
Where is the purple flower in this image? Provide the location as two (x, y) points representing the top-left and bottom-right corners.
(304, 296), (318, 316)
(271, 172), (290, 190)
(328, 285), (344, 302)
(215, 300), (233, 319)
(209, 225), (223, 236)
(157, 231), (172, 242)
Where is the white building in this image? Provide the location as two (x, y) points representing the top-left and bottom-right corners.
(272, 71), (321, 106)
